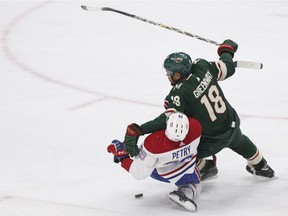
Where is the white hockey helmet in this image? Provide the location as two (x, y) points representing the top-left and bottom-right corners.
(165, 112), (189, 142)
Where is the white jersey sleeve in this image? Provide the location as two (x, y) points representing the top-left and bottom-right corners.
(128, 144), (158, 180)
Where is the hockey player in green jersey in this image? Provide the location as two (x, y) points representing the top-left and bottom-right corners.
(123, 39), (274, 180)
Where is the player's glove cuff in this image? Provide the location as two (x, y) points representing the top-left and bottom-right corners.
(126, 123), (144, 136)
(217, 39), (238, 57)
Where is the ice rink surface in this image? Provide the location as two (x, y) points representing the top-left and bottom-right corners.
(0, 0), (288, 215)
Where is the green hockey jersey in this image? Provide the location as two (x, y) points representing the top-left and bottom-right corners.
(141, 53), (237, 136)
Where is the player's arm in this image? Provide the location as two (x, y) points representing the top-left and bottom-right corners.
(124, 111), (173, 157)
(123, 113), (167, 157)
(140, 112), (167, 134)
(107, 140), (157, 180)
(211, 39), (238, 81)
(140, 92), (187, 134)
(124, 149), (158, 180)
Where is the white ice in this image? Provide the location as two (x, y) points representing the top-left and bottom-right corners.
(0, 0), (288, 215)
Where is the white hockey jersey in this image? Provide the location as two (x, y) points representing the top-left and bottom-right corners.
(121, 118), (202, 186)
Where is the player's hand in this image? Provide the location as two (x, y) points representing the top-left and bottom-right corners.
(124, 123), (144, 157)
(217, 39), (238, 57)
(107, 139), (129, 163)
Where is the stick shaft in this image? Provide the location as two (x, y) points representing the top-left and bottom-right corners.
(81, 6), (263, 70)
(81, 6), (220, 46)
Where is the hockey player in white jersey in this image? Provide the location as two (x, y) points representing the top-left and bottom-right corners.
(107, 112), (202, 211)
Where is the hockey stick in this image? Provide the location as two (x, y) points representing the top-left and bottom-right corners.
(234, 61), (263, 70)
(81, 5), (220, 46)
(81, 5), (263, 70)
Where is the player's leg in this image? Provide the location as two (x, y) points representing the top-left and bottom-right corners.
(168, 182), (202, 212)
(196, 135), (229, 181)
(168, 169), (202, 212)
(229, 129), (274, 178)
(196, 155), (218, 181)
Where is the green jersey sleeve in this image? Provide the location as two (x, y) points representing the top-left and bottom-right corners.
(140, 113), (167, 134)
(209, 53), (235, 80)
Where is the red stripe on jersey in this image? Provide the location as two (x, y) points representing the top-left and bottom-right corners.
(164, 100), (169, 108)
(160, 155), (196, 177)
(217, 62), (223, 81)
(195, 165), (201, 179)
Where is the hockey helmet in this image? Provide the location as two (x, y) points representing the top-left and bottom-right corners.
(163, 52), (192, 76)
(165, 112), (189, 142)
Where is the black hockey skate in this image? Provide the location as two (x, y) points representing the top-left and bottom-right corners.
(168, 190), (197, 212)
(199, 155), (218, 181)
(246, 159), (274, 178)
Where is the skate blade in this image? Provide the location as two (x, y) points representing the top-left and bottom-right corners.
(168, 193), (197, 212)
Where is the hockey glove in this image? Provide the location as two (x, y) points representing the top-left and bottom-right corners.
(217, 39), (238, 57)
(124, 123), (144, 157)
(107, 139), (130, 163)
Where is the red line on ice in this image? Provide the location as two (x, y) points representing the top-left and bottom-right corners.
(1, 1), (287, 121)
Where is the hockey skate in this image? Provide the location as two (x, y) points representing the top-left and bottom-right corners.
(246, 159), (274, 178)
(168, 190), (197, 212)
(198, 155), (218, 181)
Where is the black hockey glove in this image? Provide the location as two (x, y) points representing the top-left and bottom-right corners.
(217, 39), (238, 57)
(124, 123), (144, 157)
